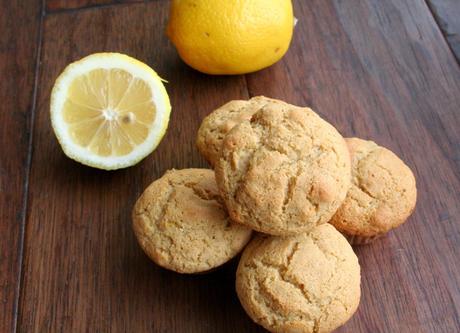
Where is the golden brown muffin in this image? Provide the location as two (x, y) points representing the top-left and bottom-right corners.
(236, 224), (361, 333)
(215, 104), (351, 236)
(330, 138), (417, 244)
(196, 96), (289, 166)
(132, 169), (252, 273)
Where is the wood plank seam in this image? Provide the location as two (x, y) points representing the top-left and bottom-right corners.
(423, 0), (460, 66)
(45, 0), (159, 15)
(242, 74), (253, 99)
(13, 1), (46, 332)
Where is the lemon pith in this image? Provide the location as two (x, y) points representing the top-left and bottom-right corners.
(50, 53), (171, 170)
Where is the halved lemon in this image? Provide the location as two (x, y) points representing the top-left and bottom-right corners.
(50, 53), (171, 170)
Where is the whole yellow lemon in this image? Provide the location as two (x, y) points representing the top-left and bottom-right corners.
(166, 0), (294, 75)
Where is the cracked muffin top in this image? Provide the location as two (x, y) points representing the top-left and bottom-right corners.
(196, 96), (287, 167)
(236, 224), (361, 333)
(215, 103), (351, 236)
(330, 138), (417, 242)
(132, 168), (252, 273)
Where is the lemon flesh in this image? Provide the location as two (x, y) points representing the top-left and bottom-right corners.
(167, 0), (294, 75)
(50, 53), (171, 170)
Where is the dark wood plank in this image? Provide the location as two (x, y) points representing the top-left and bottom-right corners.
(18, 2), (261, 332)
(46, 0), (143, 12)
(246, 0), (460, 332)
(0, 1), (42, 332)
(17, 0), (460, 332)
(426, 0), (460, 62)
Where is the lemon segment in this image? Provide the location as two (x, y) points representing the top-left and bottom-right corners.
(50, 53), (171, 170)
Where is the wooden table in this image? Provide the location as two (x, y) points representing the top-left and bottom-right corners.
(2, 1), (459, 332)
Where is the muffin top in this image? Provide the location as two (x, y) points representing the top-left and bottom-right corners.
(215, 103), (351, 236)
(236, 224), (361, 333)
(196, 96), (289, 166)
(132, 168), (252, 273)
(330, 138), (417, 237)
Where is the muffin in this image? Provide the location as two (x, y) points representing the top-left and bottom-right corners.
(215, 103), (351, 236)
(330, 138), (417, 244)
(132, 168), (253, 273)
(197, 96), (288, 166)
(236, 224), (361, 333)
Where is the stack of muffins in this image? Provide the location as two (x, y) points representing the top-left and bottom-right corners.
(132, 96), (417, 333)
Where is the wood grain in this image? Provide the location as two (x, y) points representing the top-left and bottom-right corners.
(246, 0), (460, 332)
(18, 2), (260, 332)
(0, 1), (42, 332)
(426, 0), (460, 62)
(46, 0), (143, 12)
(12, 0), (460, 332)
